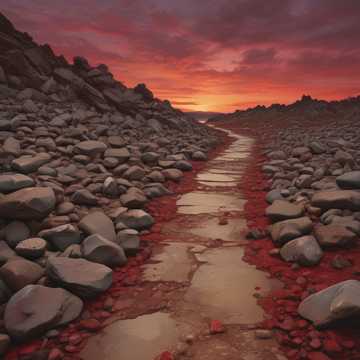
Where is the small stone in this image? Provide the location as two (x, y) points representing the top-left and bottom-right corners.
(209, 320), (225, 334)
(255, 329), (272, 339)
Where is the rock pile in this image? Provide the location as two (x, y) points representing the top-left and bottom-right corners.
(0, 12), (219, 354)
(261, 115), (360, 327)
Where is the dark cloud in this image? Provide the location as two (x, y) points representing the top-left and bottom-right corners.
(1, 0), (360, 112)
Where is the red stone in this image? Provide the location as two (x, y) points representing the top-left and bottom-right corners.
(48, 348), (65, 360)
(307, 352), (331, 360)
(157, 351), (173, 360)
(79, 318), (101, 331)
(209, 320), (225, 334)
(309, 338), (322, 350)
(323, 339), (342, 354)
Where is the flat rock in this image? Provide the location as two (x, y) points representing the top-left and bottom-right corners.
(280, 235), (323, 266)
(4, 285), (83, 341)
(270, 217), (313, 245)
(12, 153), (51, 173)
(46, 257), (113, 298)
(79, 211), (116, 242)
(266, 200), (304, 222)
(75, 140), (107, 157)
(311, 190), (360, 211)
(298, 280), (360, 327)
(15, 238), (47, 259)
(0, 187), (56, 220)
(314, 224), (357, 247)
(81, 234), (127, 267)
(0, 259), (45, 292)
(0, 174), (34, 193)
(104, 147), (130, 163)
(336, 171), (360, 189)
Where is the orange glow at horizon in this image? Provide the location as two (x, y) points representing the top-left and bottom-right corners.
(2, 1), (360, 113)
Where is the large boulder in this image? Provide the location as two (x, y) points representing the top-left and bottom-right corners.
(0, 174), (34, 193)
(336, 171), (360, 189)
(79, 211), (116, 242)
(0, 187), (56, 220)
(81, 234), (127, 267)
(298, 280), (360, 328)
(314, 224), (357, 248)
(4, 285), (83, 341)
(12, 153), (51, 173)
(280, 235), (323, 266)
(266, 200), (304, 222)
(311, 190), (360, 211)
(46, 257), (112, 298)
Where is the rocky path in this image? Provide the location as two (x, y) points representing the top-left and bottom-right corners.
(80, 126), (286, 360)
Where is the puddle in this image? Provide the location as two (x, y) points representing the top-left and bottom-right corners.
(188, 217), (248, 242)
(177, 192), (246, 214)
(185, 247), (282, 324)
(80, 313), (179, 360)
(142, 243), (193, 282)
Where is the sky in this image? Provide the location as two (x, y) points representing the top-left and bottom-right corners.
(2, 0), (360, 113)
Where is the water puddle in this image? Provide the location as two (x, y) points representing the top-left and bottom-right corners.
(80, 313), (179, 360)
(185, 247), (282, 324)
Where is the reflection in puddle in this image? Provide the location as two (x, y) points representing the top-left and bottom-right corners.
(186, 247), (282, 324)
(80, 313), (179, 360)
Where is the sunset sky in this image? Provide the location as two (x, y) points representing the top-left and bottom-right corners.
(2, 0), (360, 113)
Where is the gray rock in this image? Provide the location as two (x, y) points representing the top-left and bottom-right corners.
(104, 147), (130, 163)
(280, 235), (323, 266)
(266, 189), (284, 204)
(336, 171), (360, 189)
(79, 211), (116, 242)
(311, 190), (360, 211)
(116, 229), (140, 256)
(74, 140), (107, 156)
(12, 153), (51, 173)
(4, 221), (30, 248)
(266, 200), (304, 222)
(298, 280), (360, 327)
(0, 174), (34, 193)
(38, 224), (80, 251)
(0, 241), (17, 266)
(71, 189), (97, 206)
(314, 224), (357, 247)
(0, 259), (45, 292)
(162, 168), (183, 182)
(46, 257), (113, 298)
(115, 209), (154, 230)
(123, 165), (146, 181)
(3, 137), (20, 157)
(0, 187), (56, 220)
(103, 177), (120, 198)
(120, 187), (147, 209)
(4, 285), (83, 341)
(81, 234), (127, 267)
(192, 151), (207, 161)
(270, 217), (313, 245)
(15, 238), (47, 259)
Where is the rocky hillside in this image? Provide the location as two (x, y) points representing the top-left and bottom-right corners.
(209, 95), (360, 128)
(0, 12), (219, 355)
